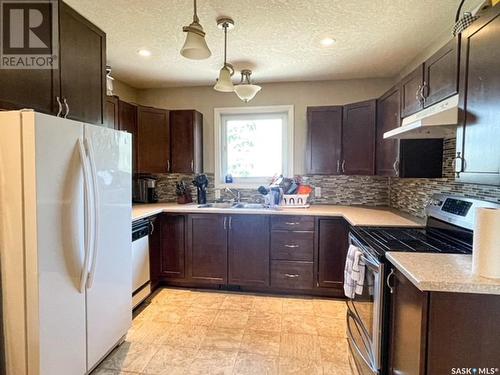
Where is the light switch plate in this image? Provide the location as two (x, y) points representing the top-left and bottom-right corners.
(314, 187), (321, 198)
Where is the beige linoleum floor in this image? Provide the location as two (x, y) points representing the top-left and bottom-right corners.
(93, 288), (354, 375)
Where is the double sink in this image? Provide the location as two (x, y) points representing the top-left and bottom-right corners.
(198, 202), (270, 210)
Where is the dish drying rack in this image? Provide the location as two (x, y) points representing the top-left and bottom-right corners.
(280, 194), (311, 209)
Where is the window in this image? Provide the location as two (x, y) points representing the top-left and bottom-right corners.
(214, 105), (294, 188)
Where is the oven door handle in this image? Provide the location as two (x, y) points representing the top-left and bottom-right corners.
(346, 310), (378, 373)
(360, 255), (380, 271)
(346, 303), (376, 360)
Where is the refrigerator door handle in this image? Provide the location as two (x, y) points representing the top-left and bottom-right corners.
(85, 138), (101, 289)
(77, 138), (93, 293)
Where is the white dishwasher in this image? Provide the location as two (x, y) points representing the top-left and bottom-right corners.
(131, 219), (152, 308)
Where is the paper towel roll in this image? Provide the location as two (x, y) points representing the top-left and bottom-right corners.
(472, 207), (500, 279)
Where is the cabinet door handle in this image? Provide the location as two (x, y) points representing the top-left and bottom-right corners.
(228, 217), (232, 230)
(420, 81), (427, 103)
(149, 221), (155, 235)
(56, 96), (63, 117)
(223, 217), (227, 230)
(337, 160), (341, 174)
(284, 273), (300, 279)
(285, 222), (299, 226)
(63, 98), (69, 119)
(386, 268), (395, 294)
(342, 160), (346, 173)
(452, 152), (464, 178)
(415, 85), (422, 102)
(393, 159), (399, 176)
(190, 160), (194, 172)
(167, 160), (171, 172)
(284, 244), (299, 248)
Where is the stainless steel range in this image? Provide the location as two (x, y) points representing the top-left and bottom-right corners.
(345, 194), (500, 375)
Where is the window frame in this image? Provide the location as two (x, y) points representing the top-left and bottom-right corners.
(214, 105), (294, 188)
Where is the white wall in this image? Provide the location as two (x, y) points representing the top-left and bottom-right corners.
(112, 79), (139, 103)
(136, 78), (393, 174)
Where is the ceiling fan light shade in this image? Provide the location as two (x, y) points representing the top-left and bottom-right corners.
(180, 22), (211, 60)
(234, 84), (261, 102)
(214, 65), (234, 92)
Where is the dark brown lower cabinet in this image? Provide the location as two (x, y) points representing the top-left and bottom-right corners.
(317, 218), (349, 289)
(153, 213), (350, 296)
(159, 214), (186, 279)
(228, 215), (270, 287)
(148, 216), (162, 291)
(187, 214), (228, 284)
(388, 268), (500, 374)
(388, 269), (428, 375)
(271, 261), (314, 290)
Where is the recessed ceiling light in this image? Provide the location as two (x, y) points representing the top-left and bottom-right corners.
(320, 37), (336, 47)
(138, 49), (152, 57)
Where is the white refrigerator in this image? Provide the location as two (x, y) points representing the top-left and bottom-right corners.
(0, 110), (132, 374)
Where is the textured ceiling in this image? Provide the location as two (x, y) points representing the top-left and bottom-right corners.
(64, 0), (465, 89)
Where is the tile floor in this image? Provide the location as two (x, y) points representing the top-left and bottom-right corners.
(93, 288), (354, 375)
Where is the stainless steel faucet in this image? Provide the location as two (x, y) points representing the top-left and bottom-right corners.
(225, 187), (241, 203)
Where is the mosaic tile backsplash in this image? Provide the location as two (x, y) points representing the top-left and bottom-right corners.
(152, 139), (500, 217)
(153, 173), (390, 206)
(389, 138), (500, 218)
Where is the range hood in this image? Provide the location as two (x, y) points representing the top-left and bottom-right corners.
(384, 94), (459, 139)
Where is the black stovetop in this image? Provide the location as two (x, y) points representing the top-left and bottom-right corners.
(350, 220), (473, 259)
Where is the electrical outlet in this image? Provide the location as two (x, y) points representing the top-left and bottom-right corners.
(215, 189), (221, 200)
(314, 187), (321, 198)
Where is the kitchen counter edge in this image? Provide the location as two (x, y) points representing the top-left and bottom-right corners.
(386, 252), (500, 296)
(132, 203), (424, 228)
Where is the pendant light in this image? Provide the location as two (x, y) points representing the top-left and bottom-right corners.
(180, 0), (211, 60)
(214, 17), (235, 92)
(234, 70), (262, 102)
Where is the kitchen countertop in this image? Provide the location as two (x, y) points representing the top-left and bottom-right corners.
(132, 203), (423, 227)
(386, 252), (500, 295)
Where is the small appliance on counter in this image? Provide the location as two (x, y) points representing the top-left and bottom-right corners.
(133, 176), (158, 203)
(192, 174), (209, 204)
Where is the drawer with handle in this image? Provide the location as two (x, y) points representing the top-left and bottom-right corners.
(271, 231), (314, 261)
(271, 216), (315, 231)
(271, 261), (314, 290)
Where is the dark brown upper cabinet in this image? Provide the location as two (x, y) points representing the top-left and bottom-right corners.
(401, 65), (425, 118)
(228, 215), (270, 287)
(456, 4), (500, 185)
(376, 86), (401, 176)
(59, 2), (106, 124)
(137, 106), (170, 174)
(118, 100), (138, 174)
(306, 106), (343, 175)
(170, 110), (203, 174)
(187, 214), (228, 285)
(375, 87), (444, 178)
(422, 38), (459, 108)
(0, 1), (106, 125)
(342, 100), (377, 175)
(105, 96), (119, 129)
(317, 218), (349, 290)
